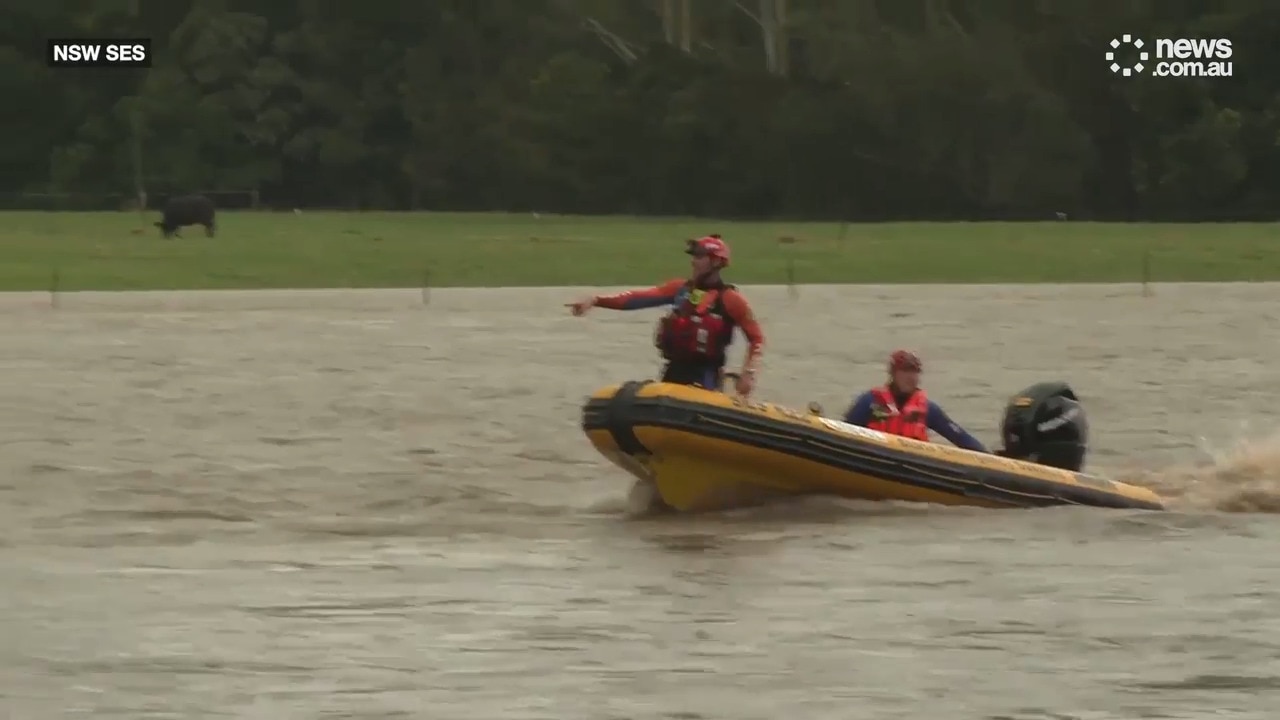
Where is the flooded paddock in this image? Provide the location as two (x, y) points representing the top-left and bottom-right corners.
(3, 283), (1280, 719)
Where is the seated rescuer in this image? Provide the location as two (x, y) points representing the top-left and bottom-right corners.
(843, 350), (989, 452)
(566, 234), (764, 396)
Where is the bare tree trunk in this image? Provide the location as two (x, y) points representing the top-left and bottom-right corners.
(758, 0), (778, 74)
(660, 0), (676, 45)
(775, 0), (788, 76)
(679, 0), (692, 52)
(737, 0), (786, 75)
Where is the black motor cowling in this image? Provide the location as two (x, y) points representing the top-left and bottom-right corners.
(998, 381), (1089, 472)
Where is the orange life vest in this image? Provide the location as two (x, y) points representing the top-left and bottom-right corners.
(654, 284), (735, 364)
(867, 386), (930, 441)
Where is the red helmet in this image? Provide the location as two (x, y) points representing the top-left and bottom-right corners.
(888, 350), (922, 373)
(686, 234), (730, 267)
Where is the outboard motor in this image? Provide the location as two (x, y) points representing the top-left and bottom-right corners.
(998, 381), (1089, 472)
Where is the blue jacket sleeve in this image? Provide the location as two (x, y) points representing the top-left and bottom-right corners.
(925, 401), (988, 452)
(843, 391), (875, 426)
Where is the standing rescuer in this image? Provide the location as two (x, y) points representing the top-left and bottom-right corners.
(566, 234), (765, 396)
(843, 350), (988, 452)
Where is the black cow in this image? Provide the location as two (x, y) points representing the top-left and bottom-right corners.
(155, 194), (216, 238)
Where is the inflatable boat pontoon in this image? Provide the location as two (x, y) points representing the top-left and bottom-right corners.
(581, 380), (1165, 513)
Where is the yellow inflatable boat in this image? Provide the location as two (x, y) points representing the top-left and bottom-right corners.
(581, 380), (1165, 512)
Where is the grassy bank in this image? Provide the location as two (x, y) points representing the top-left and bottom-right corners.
(0, 211), (1276, 291)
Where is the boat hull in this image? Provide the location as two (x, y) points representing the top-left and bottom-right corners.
(581, 380), (1165, 513)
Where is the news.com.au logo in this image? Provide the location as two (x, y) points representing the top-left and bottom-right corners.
(46, 38), (152, 68)
(1106, 34), (1233, 77)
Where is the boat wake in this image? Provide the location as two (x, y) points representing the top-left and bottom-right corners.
(1112, 427), (1280, 513)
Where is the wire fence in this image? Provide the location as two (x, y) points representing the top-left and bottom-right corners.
(0, 190), (261, 212)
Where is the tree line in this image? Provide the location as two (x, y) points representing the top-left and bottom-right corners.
(4, 0), (1278, 220)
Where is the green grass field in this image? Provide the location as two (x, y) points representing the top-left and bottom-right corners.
(0, 211), (1277, 291)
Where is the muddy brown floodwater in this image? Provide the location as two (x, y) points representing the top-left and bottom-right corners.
(3, 284), (1280, 719)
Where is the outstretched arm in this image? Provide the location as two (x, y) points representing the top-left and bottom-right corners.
(592, 278), (687, 311)
(843, 391), (875, 425)
(925, 401), (989, 453)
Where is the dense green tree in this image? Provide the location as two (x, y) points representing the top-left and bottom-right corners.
(3, 0), (1275, 219)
